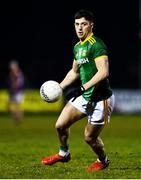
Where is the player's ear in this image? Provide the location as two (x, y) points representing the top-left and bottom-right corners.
(91, 23), (94, 29)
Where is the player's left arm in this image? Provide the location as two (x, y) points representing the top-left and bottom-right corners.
(83, 56), (109, 90)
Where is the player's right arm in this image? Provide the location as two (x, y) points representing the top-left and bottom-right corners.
(60, 60), (79, 90)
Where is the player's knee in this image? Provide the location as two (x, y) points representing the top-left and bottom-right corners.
(84, 132), (96, 144)
(84, 136), (104, 150)
(55, 122), (65, 131)
(55, 122), (62, 130)
(84, 136), (93, 144)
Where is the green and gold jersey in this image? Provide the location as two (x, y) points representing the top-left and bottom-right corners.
(73, 33), (112, 101)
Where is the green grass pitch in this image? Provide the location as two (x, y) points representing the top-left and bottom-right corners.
(0, 113), (141, 178)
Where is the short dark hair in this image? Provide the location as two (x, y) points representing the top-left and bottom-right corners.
(74, 9), (94, 22)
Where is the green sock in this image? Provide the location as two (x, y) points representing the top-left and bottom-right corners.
(60, 146), (68, 152)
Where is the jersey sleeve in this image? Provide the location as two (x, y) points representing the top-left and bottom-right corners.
(93, 41), (108, 60)
(73, 46), (76, 60)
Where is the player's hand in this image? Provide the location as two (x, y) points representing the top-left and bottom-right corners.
(65, 86), (85, 101)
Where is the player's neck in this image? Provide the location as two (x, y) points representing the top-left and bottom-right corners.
(80, 32), (93, 44)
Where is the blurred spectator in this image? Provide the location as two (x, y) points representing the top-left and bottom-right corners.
(7, 60), (25, 124)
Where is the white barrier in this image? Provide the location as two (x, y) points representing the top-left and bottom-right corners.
(113, 89), (141, 113)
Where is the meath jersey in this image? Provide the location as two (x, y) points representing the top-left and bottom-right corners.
(73, 33), (112, 101)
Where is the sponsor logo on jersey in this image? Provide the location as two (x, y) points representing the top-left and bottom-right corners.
(77, 58), (89, 65)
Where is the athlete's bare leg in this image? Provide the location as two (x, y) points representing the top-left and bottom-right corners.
(84, 123), (106, 160)
(7, 101), (23, 124)
(55, 102), (86, 147)
(13, 103), (23, 124)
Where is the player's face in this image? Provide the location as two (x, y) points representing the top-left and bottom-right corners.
(74, 17), (93, 41)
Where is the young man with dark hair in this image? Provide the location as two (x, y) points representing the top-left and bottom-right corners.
(42, 9), (115, 172)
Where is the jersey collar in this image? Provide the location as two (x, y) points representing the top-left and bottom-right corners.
(80, 33), (93, 45)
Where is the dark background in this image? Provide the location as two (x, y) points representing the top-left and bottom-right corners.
(0, 0), (139, 89)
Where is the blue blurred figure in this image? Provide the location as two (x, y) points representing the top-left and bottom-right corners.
(7, 60), (25, 124)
